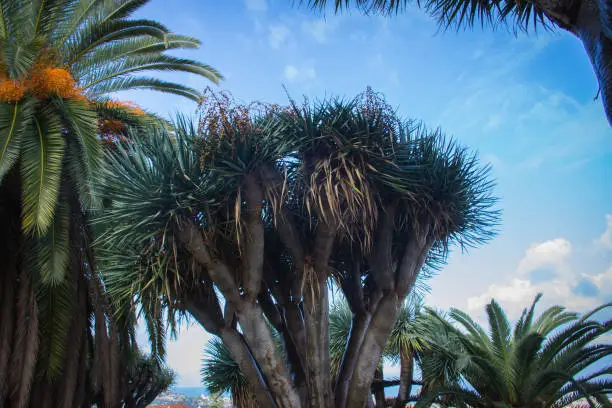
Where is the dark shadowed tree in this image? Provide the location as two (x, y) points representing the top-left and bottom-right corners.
(98, 88), (498, 408)
(122, 353), (175, 408)
(306, 0), (612, 126)
(0, 0), (220, 406)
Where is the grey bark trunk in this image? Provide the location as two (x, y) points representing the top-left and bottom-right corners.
(393, 351), (413, 408)
(237, 304), (302, 408)
(303, 278), (334, 408)
(335, 313), (372, 408)
(346, 293), (401, 408)
(218, 327), (280, 408)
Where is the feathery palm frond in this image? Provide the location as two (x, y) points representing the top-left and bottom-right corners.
(0, 0), (221, 404)
(417, 295), (612, 408)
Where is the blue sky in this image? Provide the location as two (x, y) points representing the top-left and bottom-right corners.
(125, 0), (612, 387)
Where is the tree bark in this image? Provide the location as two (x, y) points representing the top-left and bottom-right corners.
(346, 293), (400, 408)
(237, 303), (302, 408)
(533, 0), (612, 125)
(393, 350), (414, 408)
(186, 296), (279, 408)
(303, 278), (333, 408)
(335, 312), (372, 408)
(0, 255), (16, 407)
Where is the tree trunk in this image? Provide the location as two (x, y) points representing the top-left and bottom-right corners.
(303, 278), (334, 408)
(393, 350), (414, 408)
(373, 366), (386, 408)
(335, 313), (372, 408)
(346, 293), (401, 408)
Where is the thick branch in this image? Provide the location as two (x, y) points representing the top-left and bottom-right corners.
(185, 284), (278, 408)
(395, 225), (432, 298)
(340, 257), (365, 314)
(243, 173), (265, 301)
(368, 204), (397, 292)
(346, 292), (401, 408)
(176, 219), (241, 304)
(185, 283), (225, 336)
(335, 312), (372, 408)
(219, 327), (279, 408)
(259, 290), (308, 392)
(260, 165), (306, 296)
(302, 221), (337, 408)
(237, 304), (302, 407)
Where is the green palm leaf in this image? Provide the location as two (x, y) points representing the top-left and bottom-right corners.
(0, 100), (34, 182)
(37, 195), (71, 284)
(20, 108), (65, 235)
(51, 97), (102, 198)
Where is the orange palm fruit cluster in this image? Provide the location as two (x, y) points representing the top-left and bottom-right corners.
(99, 119), (126, 136)
(0, 63), (86, 102)
(28, 67), (82, 99)
(0, 75), (26, 102)
(104, 100), (146, 115)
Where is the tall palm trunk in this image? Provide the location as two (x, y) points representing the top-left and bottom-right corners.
(393, 350), (414, 408)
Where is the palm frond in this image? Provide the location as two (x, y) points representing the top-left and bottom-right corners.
(86, 76), (204, 100)
(20, 107), (65, 235)
(0, 100), (35, 182)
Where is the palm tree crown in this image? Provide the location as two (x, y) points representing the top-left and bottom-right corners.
(0, 1), (220, 406)
(417, 295), (612, 408)
(0, 0), (221, 262)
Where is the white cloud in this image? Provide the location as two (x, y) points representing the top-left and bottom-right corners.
(467, 236), (609, 321)
(283, 64), (316, 82)
(583, 267), (612, 292)
(244, 0), (267, 12)
(302, 19), (331, 43)
(517, 238), (572, 276)
(467, 278), (537, 313)
(268, 24), (290, 49)
(597, 214), (612, 249)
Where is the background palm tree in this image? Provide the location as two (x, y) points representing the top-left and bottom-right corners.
(202, 338), (261, 408)
(306, 0), (612, 126)
(0, 0), (220, 406)
(385, 300), (428, 408)
(416, 295), (612, 408)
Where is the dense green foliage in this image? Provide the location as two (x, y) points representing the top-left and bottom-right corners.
(417, 295), (612, 408)
(95, 88), (498, 407)
(0, 1), (219, 406)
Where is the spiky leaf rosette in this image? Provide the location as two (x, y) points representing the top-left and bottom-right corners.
(96, 89), (499, 377)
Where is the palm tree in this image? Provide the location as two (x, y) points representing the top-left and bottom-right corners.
(0, 0), (220, 406)
(123, 352), (176, 408)
(202, 338), (260, 408)
(306, 0), (612, 126)
(416, 294), (612, 408)
(98, 88), (498, 408)
(385, 300), (428, 408)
